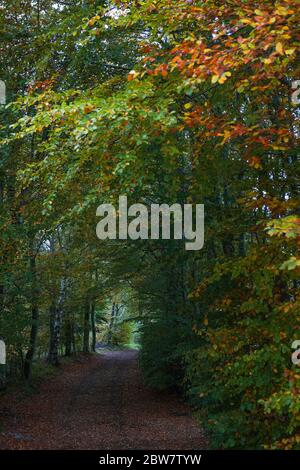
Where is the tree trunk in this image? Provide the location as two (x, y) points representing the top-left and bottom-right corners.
(48, 278), (66, 366)
(24, 253), (39, 380)
(72, 327), (76, 355)
(107, 302), (116, 345)
(91, 302), (96, 352)
(65, 317), (73, 357)
(0, 338), (6, 390)
(0, 179), (6, 388)
(0, 364), (6, 390)
(83, 301), (90, 353)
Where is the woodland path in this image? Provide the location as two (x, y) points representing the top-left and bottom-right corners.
(0, 350), (207, 449)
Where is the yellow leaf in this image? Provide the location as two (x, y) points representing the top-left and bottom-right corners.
(184, 103), (192, 110)
(275, 7), (293, 16)
(211, 75), (219, 84)
(285, 48), (295, 55)
(222, 130), (231, 143)
(218, 76), (227, 84)
(276, 42), (284, 55)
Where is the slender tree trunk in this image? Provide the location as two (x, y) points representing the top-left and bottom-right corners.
(0, 366), (6, 389)
(0, 179), (6, 389)
(0, 285), (5, 389)
(107, 302), (116, 344)
(24, 252), (39, 380)
(65, 317), (73, 356)
(72, 330), (76, 355)
(48, 278), (66, 366)
(91, 302), (96, 352)
(0, 338), (6, 390)
(48, 301), (55, 360)
(83, 301), (90, 353)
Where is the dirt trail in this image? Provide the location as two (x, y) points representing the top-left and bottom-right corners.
(0, 351), (207, 449)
